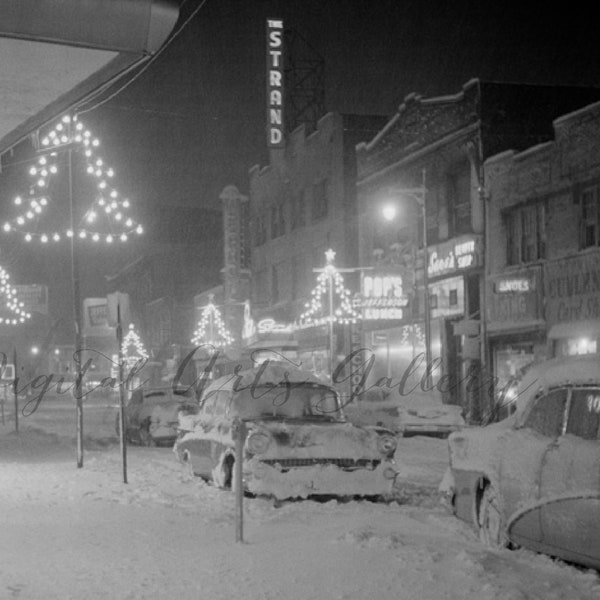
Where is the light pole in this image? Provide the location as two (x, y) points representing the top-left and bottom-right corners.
(380, 169), (432, 388)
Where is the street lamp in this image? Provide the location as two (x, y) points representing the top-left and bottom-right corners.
(380, 169), (433, 388)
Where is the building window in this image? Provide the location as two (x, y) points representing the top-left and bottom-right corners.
(506, 202), (546, 265)
(580, 185), (600, 248)
(447, 168), (471, 236)
(271, 264), (279, 304)
(270, 205), (285, 239)
(312, 179), (328, 222)
(254, 269), (268, 304)
(255, 212), (267, 246)
(291, 191), (306, 230)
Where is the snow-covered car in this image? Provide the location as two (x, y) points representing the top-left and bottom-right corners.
(439, 354), (600, 570)
(174, 362), (399, 500)
(344, 390), (464, 438)
(116, 385), (197, 446)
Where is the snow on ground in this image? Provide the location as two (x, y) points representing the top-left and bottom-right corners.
(1, 402), (599, 600)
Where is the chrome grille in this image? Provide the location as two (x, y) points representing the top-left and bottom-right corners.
(260, 458), (380, 470)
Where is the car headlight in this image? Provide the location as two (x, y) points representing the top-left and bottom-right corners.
(377, 433), (397, 456)
(246, 432), (271, 455)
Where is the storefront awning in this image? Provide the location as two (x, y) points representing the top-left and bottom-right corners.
(547, 320), (600, 339)
(0, 0), (179, 155)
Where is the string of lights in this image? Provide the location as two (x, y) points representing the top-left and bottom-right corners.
(2, 114), (143, 244)
(0, 266), (32, 325)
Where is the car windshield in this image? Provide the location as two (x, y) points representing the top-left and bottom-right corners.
(231, 384), (344, 421)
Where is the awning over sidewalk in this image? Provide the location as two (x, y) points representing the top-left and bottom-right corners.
(0, 0), (179, 154)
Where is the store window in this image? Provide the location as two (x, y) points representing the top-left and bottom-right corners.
(506, 202), (546, 265)
(580, 185), (600, 248)
(566, 388), (600, 440)
(523, 388), (567, 437)
(554, 337), (598, 357)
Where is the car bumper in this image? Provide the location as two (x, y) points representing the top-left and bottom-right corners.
(243, 459), (397, 500)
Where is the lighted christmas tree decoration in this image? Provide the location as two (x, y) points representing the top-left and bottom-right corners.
(121, 323), (149, 368)
(2, 114), (143, 244)
(299, 249), (361, 327)
(0, 266), (32, 325)
(191, 296), (234, 348)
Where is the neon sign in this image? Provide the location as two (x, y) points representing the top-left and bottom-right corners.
(266, 19), (284, 148)
(361, 274), (408, 320)
(428, 236), (482, 277)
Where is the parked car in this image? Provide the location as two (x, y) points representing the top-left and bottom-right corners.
(344, 390), (465, 438)
(439, 354), (600, 570)
(116, 385), (197, 446)
(174, 362), (399, 500)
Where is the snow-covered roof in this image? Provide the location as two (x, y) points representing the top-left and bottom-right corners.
(514, 354), (600, 415)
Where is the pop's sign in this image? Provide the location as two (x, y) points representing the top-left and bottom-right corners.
(266, 18), (284, 148)
(360, 274), (408, 320)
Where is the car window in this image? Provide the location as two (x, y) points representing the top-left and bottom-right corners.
(566, 388), (600, 440)
(201, 391), (217, 415)
(213, 391), (228, 416)
(231, 385), (343, 421)
(523, 388), (567, 437)
(129, 390), (143, 406)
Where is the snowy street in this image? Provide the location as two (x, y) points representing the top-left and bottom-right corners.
(1, 405), (599, 600)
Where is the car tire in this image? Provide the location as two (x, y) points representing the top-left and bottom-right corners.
(478, 484), (509, 549)
(139, 419), (156, 447)
(213, 453), (235, 490)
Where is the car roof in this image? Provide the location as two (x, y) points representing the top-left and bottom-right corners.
(514, 354), (600, 415)
(202, 361), (330, 396)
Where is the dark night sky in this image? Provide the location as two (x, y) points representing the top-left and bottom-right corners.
(2, 0), (600, 339)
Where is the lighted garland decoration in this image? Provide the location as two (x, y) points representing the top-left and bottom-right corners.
(122, 323), (149, 368)
(299, 249), (361, 327)
(399, 323), (425, 347)
(2, 114), (143, 244)
(0, 266), (32, 325)
(191, 299), (234, 348)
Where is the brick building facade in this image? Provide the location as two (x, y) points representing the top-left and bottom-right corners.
(485, 99), (600, 394)
(356, 79), (600, 419)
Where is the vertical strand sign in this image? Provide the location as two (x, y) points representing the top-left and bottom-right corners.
(266, 18), (284, 148)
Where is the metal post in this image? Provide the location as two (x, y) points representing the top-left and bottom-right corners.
(68, 122), (84, 469)
(328, 271), (335, 381)
(13, 348), (18, 433)
(116, 302), (128, 484)
(421, 169), (433, 389)
(233, 418), (247, 543)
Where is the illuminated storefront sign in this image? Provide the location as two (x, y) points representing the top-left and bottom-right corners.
(266, 18), (284, 148)
(545, 252), (600, 324)
(256, 318), (295, 334)
(360, 273), (408, 320)
(487, 267), (541, 332)
(427, 235), (483, 278)
(495, 278), (532, 293)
